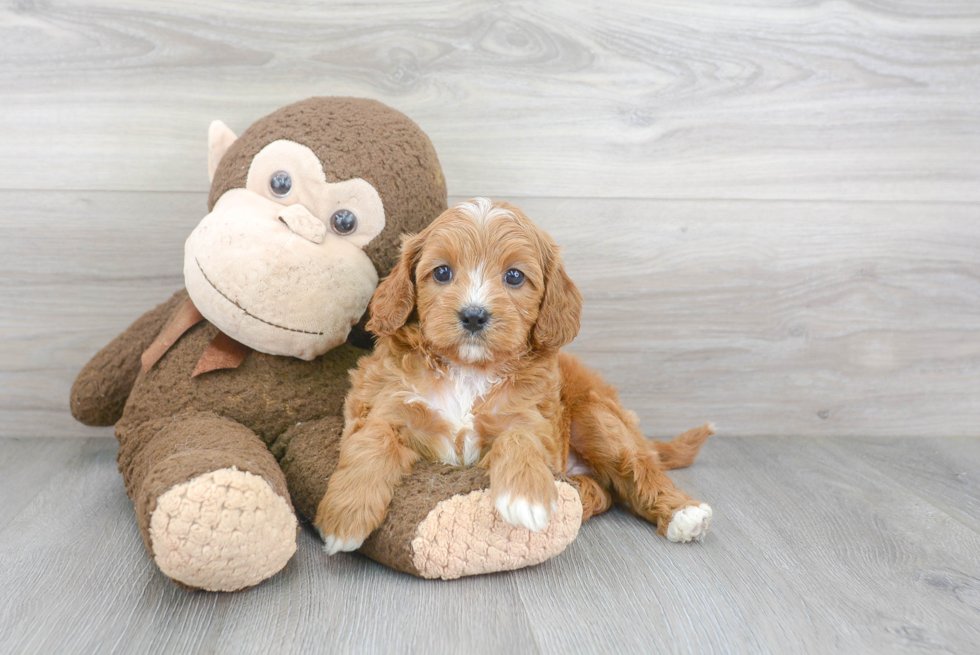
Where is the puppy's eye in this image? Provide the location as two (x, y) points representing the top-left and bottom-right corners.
(433, 265), (453, 283)
(504, 269), (525, 287)
(330, 209), (358, 235)
(269, 171), (292, 197)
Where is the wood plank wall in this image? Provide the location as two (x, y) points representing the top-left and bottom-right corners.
(1, 0), (978, 437)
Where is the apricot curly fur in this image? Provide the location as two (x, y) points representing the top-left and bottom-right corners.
(317, 198), (713, 545)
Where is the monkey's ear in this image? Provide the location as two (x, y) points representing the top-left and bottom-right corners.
(208, 120), (238, 182)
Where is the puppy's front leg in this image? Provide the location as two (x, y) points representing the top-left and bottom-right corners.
(482, 422), (560, 532)
(315, 418), (419, 555)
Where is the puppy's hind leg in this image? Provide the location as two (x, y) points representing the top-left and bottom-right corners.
(568, 474), (613, 521)
(560, 355), (712, 542)
(571, 405), (712, 542)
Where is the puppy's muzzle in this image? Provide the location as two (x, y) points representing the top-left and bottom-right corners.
(458, 306), (491, 334)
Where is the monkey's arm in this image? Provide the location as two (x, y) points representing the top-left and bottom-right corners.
(70, 289), (189, 426)
(275, 417), (583, 579)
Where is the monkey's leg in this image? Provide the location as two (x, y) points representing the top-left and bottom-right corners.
(570, 402), (712, 543)
(116, 410), (298, 591)
(274, 417), (583, 580)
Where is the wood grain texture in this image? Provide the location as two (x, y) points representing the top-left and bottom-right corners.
(843, 437), (980, 534)
(1, 436), (979, 654)
(0, 0), (978, 200)
(0, 437), (91, 528)
(4, 191), (978, 438)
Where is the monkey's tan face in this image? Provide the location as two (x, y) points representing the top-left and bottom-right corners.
(185, 139), (386, 360)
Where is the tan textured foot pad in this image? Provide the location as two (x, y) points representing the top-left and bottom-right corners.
(411, 481), (582, 580)
(149, 467), (298, 591)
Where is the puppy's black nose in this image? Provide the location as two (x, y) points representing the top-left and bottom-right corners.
(458, 306), (491, 333)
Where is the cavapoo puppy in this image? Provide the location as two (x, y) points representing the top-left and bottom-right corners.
(316, 198), (714, 554)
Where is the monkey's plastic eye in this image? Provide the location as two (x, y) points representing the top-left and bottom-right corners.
(433, 265), (453, 283)
(269, 171), (292, 197)
(504, 269), (525, 287)
(330, 209), (358, 235)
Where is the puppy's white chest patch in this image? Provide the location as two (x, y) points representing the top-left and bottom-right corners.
(408, 365), (498, 466)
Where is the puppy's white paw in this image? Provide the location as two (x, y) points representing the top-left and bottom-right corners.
(494, 493), (554, 532)
(666, 504), (713, 543)
(320, 532), (365, 556)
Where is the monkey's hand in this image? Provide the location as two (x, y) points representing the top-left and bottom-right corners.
(70, 289), (188, 426)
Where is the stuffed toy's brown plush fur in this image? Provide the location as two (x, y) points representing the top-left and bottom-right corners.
(70, 98), (583, 591)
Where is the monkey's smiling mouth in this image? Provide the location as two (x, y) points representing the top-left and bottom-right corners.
(195, 258), (324, 336)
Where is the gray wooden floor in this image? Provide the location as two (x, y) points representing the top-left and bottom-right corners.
(1, 436), (979, 654)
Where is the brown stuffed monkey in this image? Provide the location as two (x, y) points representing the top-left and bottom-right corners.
(70, 98), (583, 591)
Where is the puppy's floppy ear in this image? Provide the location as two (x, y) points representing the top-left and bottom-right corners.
(366, 232), (425, 337)
(532, 243), (583, 350)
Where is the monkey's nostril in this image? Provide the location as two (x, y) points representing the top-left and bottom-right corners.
(458, 306), (491, 333)
(278, 216), (287, 225)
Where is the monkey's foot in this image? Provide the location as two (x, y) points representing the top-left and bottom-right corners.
(149, 467), (298, 592)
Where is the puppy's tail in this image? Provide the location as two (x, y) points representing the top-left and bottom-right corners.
(652, 423), (714, 470)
